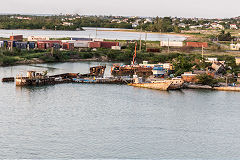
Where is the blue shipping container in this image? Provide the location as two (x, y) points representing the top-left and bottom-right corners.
(71, 37), (92, 41)
(28, 42), (36, 49)
(15, 42), (28, 49)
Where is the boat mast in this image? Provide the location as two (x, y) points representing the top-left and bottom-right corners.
(132, 42), (137, 65)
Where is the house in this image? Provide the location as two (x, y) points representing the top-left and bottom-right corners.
(230, 24), (238, 30)
(236, 57), (240, 65)
(211, 23), (224, 30)
(230, 44), (240, 50)
(132, 23), (139, 28)
(62, 22), (73, 26)
(189, 25), (203, 30)
(178, 23), (186, 28)
(144, 18), (152, 24)
(211, 62), (225, 74)
(139, 61), (173, 71)
(181, 72), (198, 83)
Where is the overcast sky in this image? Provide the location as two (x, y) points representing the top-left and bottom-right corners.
(1, 0), (239, 18)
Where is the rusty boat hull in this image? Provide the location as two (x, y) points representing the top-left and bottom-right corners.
(128, 81), (172, 91)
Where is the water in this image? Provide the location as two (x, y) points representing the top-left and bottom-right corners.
(1, 62), (240, 159)
(0, 27), (186, 41)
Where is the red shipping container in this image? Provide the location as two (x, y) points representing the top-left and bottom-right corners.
(37, 42), (46, 50)
(37, 41), (61, 49)
(186, 42), (208, 48)
(10, 35), (23, 41)
(147, 48), (160, 52)
(89, 42), (101, 48)
(100, 41), (119, 49)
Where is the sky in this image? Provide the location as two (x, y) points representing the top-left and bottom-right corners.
(1, 0), (239, 18)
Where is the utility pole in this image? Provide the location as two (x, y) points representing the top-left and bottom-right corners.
(145, 31), (147, 51)
(139, 27), (142, 52)
(96, 28), (97, 38)
(159, 29), (161, 47)
(139, 34), (142, 52)
(168, 38), (170, 54)
(202, 45), (204, 59)
(226, 76), (228, 86)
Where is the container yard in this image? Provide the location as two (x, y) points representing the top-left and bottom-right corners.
(0, 35), (121, 50)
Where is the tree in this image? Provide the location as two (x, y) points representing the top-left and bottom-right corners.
(196, 74), (218, 86)
(218, 30), (232, 41)
(173, 55), (194, 76)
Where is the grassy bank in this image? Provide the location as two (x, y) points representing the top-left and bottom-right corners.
(0, 47), (239, 66)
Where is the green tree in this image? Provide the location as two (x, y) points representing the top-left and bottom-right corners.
(196, 74), (218, 86)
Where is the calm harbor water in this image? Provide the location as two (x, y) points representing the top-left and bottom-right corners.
(1, 62), (240, 159)
(0, 27), (186, 41)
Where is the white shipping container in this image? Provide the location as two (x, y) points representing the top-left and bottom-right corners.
(111, 46), (121, 50)
(0, 41), (4, 48)
(161, 41), (183, 47)
(61, 40), (76, 43)
(28, 36), (50, 42)
(74, 41), (91, 48)
(93, 38), (104, 42)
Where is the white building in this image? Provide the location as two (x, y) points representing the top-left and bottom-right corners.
(230, 24), (238, 30)
(178, 23), (186, 28)
(62, 22), (73, 26)
(206, 58), (218, 63)
(211, 23), (224, 30)
(230, 44), (240, 50)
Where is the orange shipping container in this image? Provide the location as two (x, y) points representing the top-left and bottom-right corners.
(186, 42), (208, 48)
(10, 35), (23, 41)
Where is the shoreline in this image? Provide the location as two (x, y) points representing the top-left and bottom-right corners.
(99, 29), (192, 38)
(0, 58), (110, 67)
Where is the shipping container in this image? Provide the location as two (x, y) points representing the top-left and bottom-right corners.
(0, 41), (8, 48)
(28, 42), (36, 49)
(89, 42), (101, 48)
(100, 41), (120, 49)
(28, 36), (50, 42)
(111, 46), (121, 50)
(10, 35), (23, 41)
(71, 37), (92, 41)
(93, 38), (104, 42)
(161, 41), (183, 47)
(53, 43), (60, 49)
(74, 41), (91, 48)
(37, 41), (61, 50)
(186, 42), (208, 48)
(15, 42), (28, 49)
(147, 48), (160, 52)
(37, 42), (46, 50)
(62, 43), (74, 50)
(8, 41), (16, 48)
(0, 41), (3, 48)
